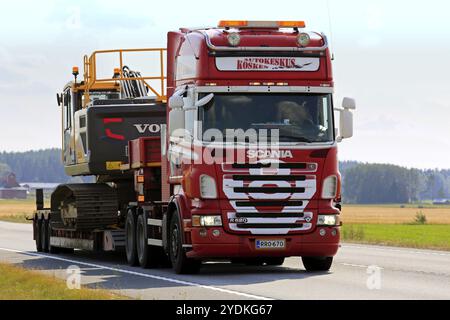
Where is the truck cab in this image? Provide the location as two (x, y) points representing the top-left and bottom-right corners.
(163, 20), (355, 272)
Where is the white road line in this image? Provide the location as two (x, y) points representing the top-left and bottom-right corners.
(0, 247), (273, 301)
(341, 263), (384, 269)
(342, 244), (450, 257)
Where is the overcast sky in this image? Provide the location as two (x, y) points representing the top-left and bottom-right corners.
(0, 0), (449, 169)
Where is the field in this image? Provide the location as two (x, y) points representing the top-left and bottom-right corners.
(0, 198), (37, 223)
(341, 204), (450, 224)
(0, 263), (124, 300)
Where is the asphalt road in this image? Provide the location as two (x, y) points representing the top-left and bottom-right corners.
(0, 221), (449, 300)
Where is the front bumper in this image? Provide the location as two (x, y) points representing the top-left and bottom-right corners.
(186, 226), (340, 259)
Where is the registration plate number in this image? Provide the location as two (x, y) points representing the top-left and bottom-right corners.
(256, 240), (286, 250)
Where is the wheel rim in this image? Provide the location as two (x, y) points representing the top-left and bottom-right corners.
(171, 225), (179, 260)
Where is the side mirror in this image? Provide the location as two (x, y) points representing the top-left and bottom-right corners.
(342, 97), (356, 110)
(168, 95), (184, 110)
(339, 109), (354, 140)
(168, 88), (187, 110)
(194, 93), (214, 108)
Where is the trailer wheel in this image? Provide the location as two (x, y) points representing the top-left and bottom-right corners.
(35, 217), (43, 252)
(41, 218), (49, 253)
(47, 220), (61, 254)
(302, 257), (333, 272)
(169, 213), (201, 274)
(125, 209), (139, 266)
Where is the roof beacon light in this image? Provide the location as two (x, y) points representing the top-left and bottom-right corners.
(227, 32), (241, 46)
(297, 33), (311, 47)
(219, 20), (248, 28)
(278, 21), (306, 28)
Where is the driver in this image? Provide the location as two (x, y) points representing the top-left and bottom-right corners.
(277, 101), (316, 130)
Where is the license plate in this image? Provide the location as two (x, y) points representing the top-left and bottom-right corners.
(256, 239), (286, 250)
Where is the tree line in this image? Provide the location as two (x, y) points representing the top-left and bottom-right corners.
(340, 161), (450, 204)
(0, 150), (449, 204)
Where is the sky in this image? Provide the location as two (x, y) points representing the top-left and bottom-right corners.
(0, 0), (449, 169)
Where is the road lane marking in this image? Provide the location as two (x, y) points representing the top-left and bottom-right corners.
(0, 247), (273, 300)
(342, 244), (450, 257)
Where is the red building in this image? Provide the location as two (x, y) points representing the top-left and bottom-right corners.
(0, 172), (27, 199)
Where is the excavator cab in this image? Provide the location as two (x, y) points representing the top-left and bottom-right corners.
(57, 48), (167, 179)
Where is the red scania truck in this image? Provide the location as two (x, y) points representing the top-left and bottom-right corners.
(33, 20), (355, 274)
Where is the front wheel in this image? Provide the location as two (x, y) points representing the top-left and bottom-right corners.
(302, 257), (333, 272)
(169, 213), (201, 274)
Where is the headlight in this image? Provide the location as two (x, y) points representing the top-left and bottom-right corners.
(227, 32), (241, 47)
(317, 215), (339, 226)
(200, 175), (218, 199)
(192, 215), (223, 227)
(297, 32), (310, 47)
(322, 175), (338, 199)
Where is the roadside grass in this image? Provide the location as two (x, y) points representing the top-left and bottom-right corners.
(0, 214), (31, 224)
(0, 263), (125, 300)
(342, 224), (450, 251)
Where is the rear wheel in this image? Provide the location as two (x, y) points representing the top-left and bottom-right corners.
(35, 217), (43, 252)
(169, 213), (201, 274)
(136, 213), (167, 269)
(302, 257), (333, 272)
(125, 209), (138, 266)
(47, 220), (62, 254)
(41, 218), (49, 253)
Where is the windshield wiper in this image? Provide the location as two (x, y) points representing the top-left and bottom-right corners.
(278, 135), (313, 143)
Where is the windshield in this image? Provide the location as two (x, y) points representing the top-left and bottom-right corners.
(199, 93), (334, 143)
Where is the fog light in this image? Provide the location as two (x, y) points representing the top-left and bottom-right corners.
(199, 229), (208, 237)
(212, 230), (221, 237)
(320, 229), (326, 237)
(332, 229), (337, 237)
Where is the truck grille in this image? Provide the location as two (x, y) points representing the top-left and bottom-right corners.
(222, 162), (317, 235)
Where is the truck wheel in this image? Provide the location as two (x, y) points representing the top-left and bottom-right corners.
(169, 213), (201, 274)
(136, 213), (161, 269)
(35, 217), (43, 252)
(302, 257), (333, 272)
(125, 209), (138, 266)
(265, 257), (285, 266)
(41, 218), (49, 253)
(47, 220), (61, 254)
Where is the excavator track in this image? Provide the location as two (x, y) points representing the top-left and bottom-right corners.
(51, 184), (119, 231)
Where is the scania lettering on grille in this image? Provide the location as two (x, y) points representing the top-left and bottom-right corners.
(247, 150), (293, 159)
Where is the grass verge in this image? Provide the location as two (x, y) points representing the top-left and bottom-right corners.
(342, 224), (450, 251)
(0, 263), (124, 300)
